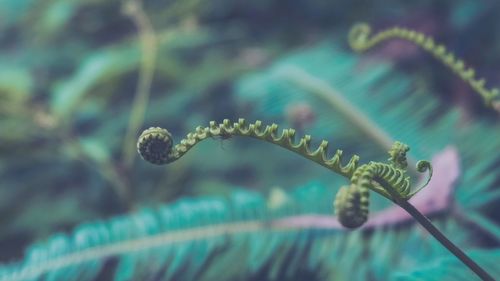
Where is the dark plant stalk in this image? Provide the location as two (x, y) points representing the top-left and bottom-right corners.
(379, 178), (495, 281)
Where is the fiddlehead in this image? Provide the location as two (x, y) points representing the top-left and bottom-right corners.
(334, 184), (369, 228)
(348, 22), (500, 108)
(137, 118), (360, 178)
(137, 120), (432, 228)
(334, 142), (433, 228)
(137, 127), (173, 165)
(388, 141), (409, 169)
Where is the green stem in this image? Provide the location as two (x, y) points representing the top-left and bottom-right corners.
(122, 0), (157, 167)
(379, 178), (495, 281)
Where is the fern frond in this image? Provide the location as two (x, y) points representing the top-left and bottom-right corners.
(137, 119), (360, 178)
(234, 40), (500, 218)
(1, 177), (497, 281)
(235, 42), (452, 162)
(348, 22), (500, 109)
(137, 119), (434, 210)
(235, 41), (499, 184)
(0, 183), (408, 281)
(0, 184), (326, 281)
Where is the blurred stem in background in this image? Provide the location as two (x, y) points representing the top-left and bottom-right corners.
(121, 0), (158, 168)
(64, 135), (133, 208)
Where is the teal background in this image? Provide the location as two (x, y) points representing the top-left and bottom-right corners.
(0, 1), (499, 280)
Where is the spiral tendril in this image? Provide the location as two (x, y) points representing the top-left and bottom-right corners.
(334, 142), (433, 228)
(334, 185), (369, 228)
(137, 119), (433, 229)
(137, 118), (360, 177)
(137, 127), (173, 165)
(388, 141), (409, 169)
(348, 22), (500, 108)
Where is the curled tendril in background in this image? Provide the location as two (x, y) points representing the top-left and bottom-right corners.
(348, 22), (500, 109)
(137, 119), (432, 228)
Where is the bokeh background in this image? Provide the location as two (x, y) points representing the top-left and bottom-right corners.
(0, 0), (499, 280)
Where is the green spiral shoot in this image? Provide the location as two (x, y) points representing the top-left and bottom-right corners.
(334, 141), (432, 228)
(138, 118), (360, 178)
(348, 22), (500, 108)
(137, 119), (432, 220)
(334, 184), (370, 228)
(137, 127), (173, 165)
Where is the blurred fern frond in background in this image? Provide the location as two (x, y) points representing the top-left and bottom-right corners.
(0, 0), (499, 280)
(347, 22), (500, 110)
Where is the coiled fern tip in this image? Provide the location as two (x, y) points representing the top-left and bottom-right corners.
(137, 127), (173, 165)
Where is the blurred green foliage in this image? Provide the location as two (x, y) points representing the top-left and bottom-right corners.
(0, 0), (499, 280)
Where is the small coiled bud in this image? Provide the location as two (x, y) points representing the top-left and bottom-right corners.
(334, 185), (369, 228)
(388, 141), (409, 169)
(348, 22), (371, 52)
(137, 127), (173, 165)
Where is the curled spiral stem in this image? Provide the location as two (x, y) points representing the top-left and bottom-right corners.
(137, 119), (431, 202)
(138, 118), (360, 178)
(137, 120), (433, 226)
(334, 141), (432, 228)
(348, 22), (500, 108)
